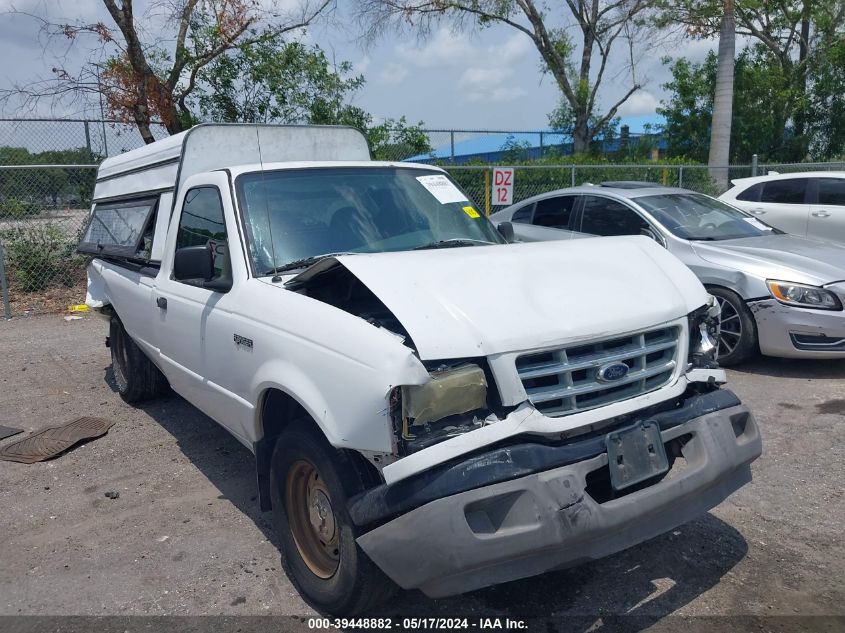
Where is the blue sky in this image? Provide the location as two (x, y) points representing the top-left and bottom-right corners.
(0, 0), (721, 131)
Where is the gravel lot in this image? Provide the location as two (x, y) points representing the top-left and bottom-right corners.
(0, 314), (843, 628)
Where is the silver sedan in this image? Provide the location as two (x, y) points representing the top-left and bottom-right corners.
(491, 183), (845, 365)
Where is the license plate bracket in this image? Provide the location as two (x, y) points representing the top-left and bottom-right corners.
(606, 421), (669, 491)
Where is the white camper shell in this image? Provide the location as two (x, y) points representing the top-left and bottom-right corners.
(81, 124), (760, 614)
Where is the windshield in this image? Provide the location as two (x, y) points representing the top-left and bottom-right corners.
(636, 193), (780, 241)
(235, 167), (502, 274)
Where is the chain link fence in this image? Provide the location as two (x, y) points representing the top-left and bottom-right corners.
(0, 118), (842, 317)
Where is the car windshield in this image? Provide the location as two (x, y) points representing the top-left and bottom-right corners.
(235, 167), (502, 274)
(636, 193), (780, 241)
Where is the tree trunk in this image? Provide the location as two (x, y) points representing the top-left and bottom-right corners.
(573, 114), (590, 154)
(708, 0), (735, 192)
(132, 103), (155, 145)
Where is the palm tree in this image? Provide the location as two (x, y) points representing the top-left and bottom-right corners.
(709, 0), (736, 192)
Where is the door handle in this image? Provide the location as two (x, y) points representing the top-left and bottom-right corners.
(156, 296), (168, 310)
(812, 211), (831, 218)
(749, 209), (766, 215)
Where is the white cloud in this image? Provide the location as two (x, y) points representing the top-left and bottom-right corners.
(354, 54), (371, 75)
(459, 67), (527, 103)
(385, 28), (533, 101)
(376, 61), (409, 85)
(618, 90), (661, 116)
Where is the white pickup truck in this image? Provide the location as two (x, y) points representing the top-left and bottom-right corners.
(79, 124), (761, 614)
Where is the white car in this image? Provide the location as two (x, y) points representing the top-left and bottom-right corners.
(720, 171), (845, 242)
(78, 124), (760, 614)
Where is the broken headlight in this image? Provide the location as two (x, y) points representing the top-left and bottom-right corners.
(766, 280), (842, 311)
(688, 295), (720, 369)
(396, 364), (489, 453)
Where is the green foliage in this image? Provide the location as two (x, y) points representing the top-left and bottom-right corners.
(0, 146), (100, 209)
(806, 10), (845, 158)
(498, 135), (532, 162)
(1, 223), (85, 292)
(656, 0), (845, 160)
(189, 38), (432, 161)
(0, 199), (40, 218)
(367, 117), (433, 161)
(548, 99), (620, 155)
(658, 46), (827, 162)
(444, 157), (719, 213)
(193, 40), (368, 128)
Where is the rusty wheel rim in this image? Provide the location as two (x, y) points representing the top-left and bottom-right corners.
(285, 459), (340, 578)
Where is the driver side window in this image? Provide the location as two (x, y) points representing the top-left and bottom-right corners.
(579, 196), (649, 236)
(175, 187), (230, 283)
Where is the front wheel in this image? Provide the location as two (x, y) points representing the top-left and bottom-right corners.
(708, 287), (758, 366)
(270, 423), (395, 614)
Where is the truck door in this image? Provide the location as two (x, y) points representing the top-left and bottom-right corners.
(153, 173), (250, 442)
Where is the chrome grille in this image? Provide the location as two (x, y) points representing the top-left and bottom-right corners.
(516, 327), (680, 417)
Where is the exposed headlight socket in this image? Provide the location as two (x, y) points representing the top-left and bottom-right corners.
(688, 296), (721, 369)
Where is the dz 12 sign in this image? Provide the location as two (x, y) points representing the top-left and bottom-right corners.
(492, 167), (514, 206)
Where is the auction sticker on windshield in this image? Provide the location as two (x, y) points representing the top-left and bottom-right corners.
(417, 175), (468, 204)
(743, 217), (771, 231)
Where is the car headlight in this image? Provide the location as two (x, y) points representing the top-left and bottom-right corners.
(766, 280), (842, 311)
(688, 295), (721, 369)
(396, 364), (489, 452)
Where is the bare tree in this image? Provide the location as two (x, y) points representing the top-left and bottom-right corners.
(3, 0), (332, 143)
(359, 0), (659, 153)
(708, 0), (735, 190)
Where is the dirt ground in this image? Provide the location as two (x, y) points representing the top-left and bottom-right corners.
(0, 314), (843, 630)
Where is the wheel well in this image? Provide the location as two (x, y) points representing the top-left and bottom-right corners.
(253, 389), (381, 512)
(261, 388), (312, 450)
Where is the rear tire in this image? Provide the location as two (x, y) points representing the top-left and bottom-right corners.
(270, 422), (395, 615)
(708, 287), (758, 366)
(110, 316), (169, 403)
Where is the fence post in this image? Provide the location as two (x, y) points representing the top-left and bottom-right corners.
(539, 132), (544, 159)
(751, 154), (758, 177)
(679, 165), (684, 188)
(450, 132), (455, 164)
(84, 120), (92, 153)
(484, 168), (491, 216)
(0, 243), (11, 320)
(571, 165), (576, 187)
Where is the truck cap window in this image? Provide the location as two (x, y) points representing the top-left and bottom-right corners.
(78, 197), (157, 259)
(235, 167), (503, 275)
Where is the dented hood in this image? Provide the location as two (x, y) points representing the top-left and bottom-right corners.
(291, 237), (707, 360)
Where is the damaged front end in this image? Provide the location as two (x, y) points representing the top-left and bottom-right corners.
(391, 361), (511, 455)
(353, 386), (762, 598)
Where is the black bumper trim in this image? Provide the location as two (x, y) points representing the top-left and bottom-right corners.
(790, 332), (845, 351)
(349, 388), (741, 529)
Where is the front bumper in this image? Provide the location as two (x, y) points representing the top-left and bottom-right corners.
(356, 395), (761, 598)
(750, 298), (845, 358)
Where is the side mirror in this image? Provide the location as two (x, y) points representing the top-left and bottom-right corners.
(640, 227), (666, 247)
(174, 245), (213, 281)
(497, 221), (515, 243)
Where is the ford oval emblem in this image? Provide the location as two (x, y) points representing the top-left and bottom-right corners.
(597, 362), (629, 383)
